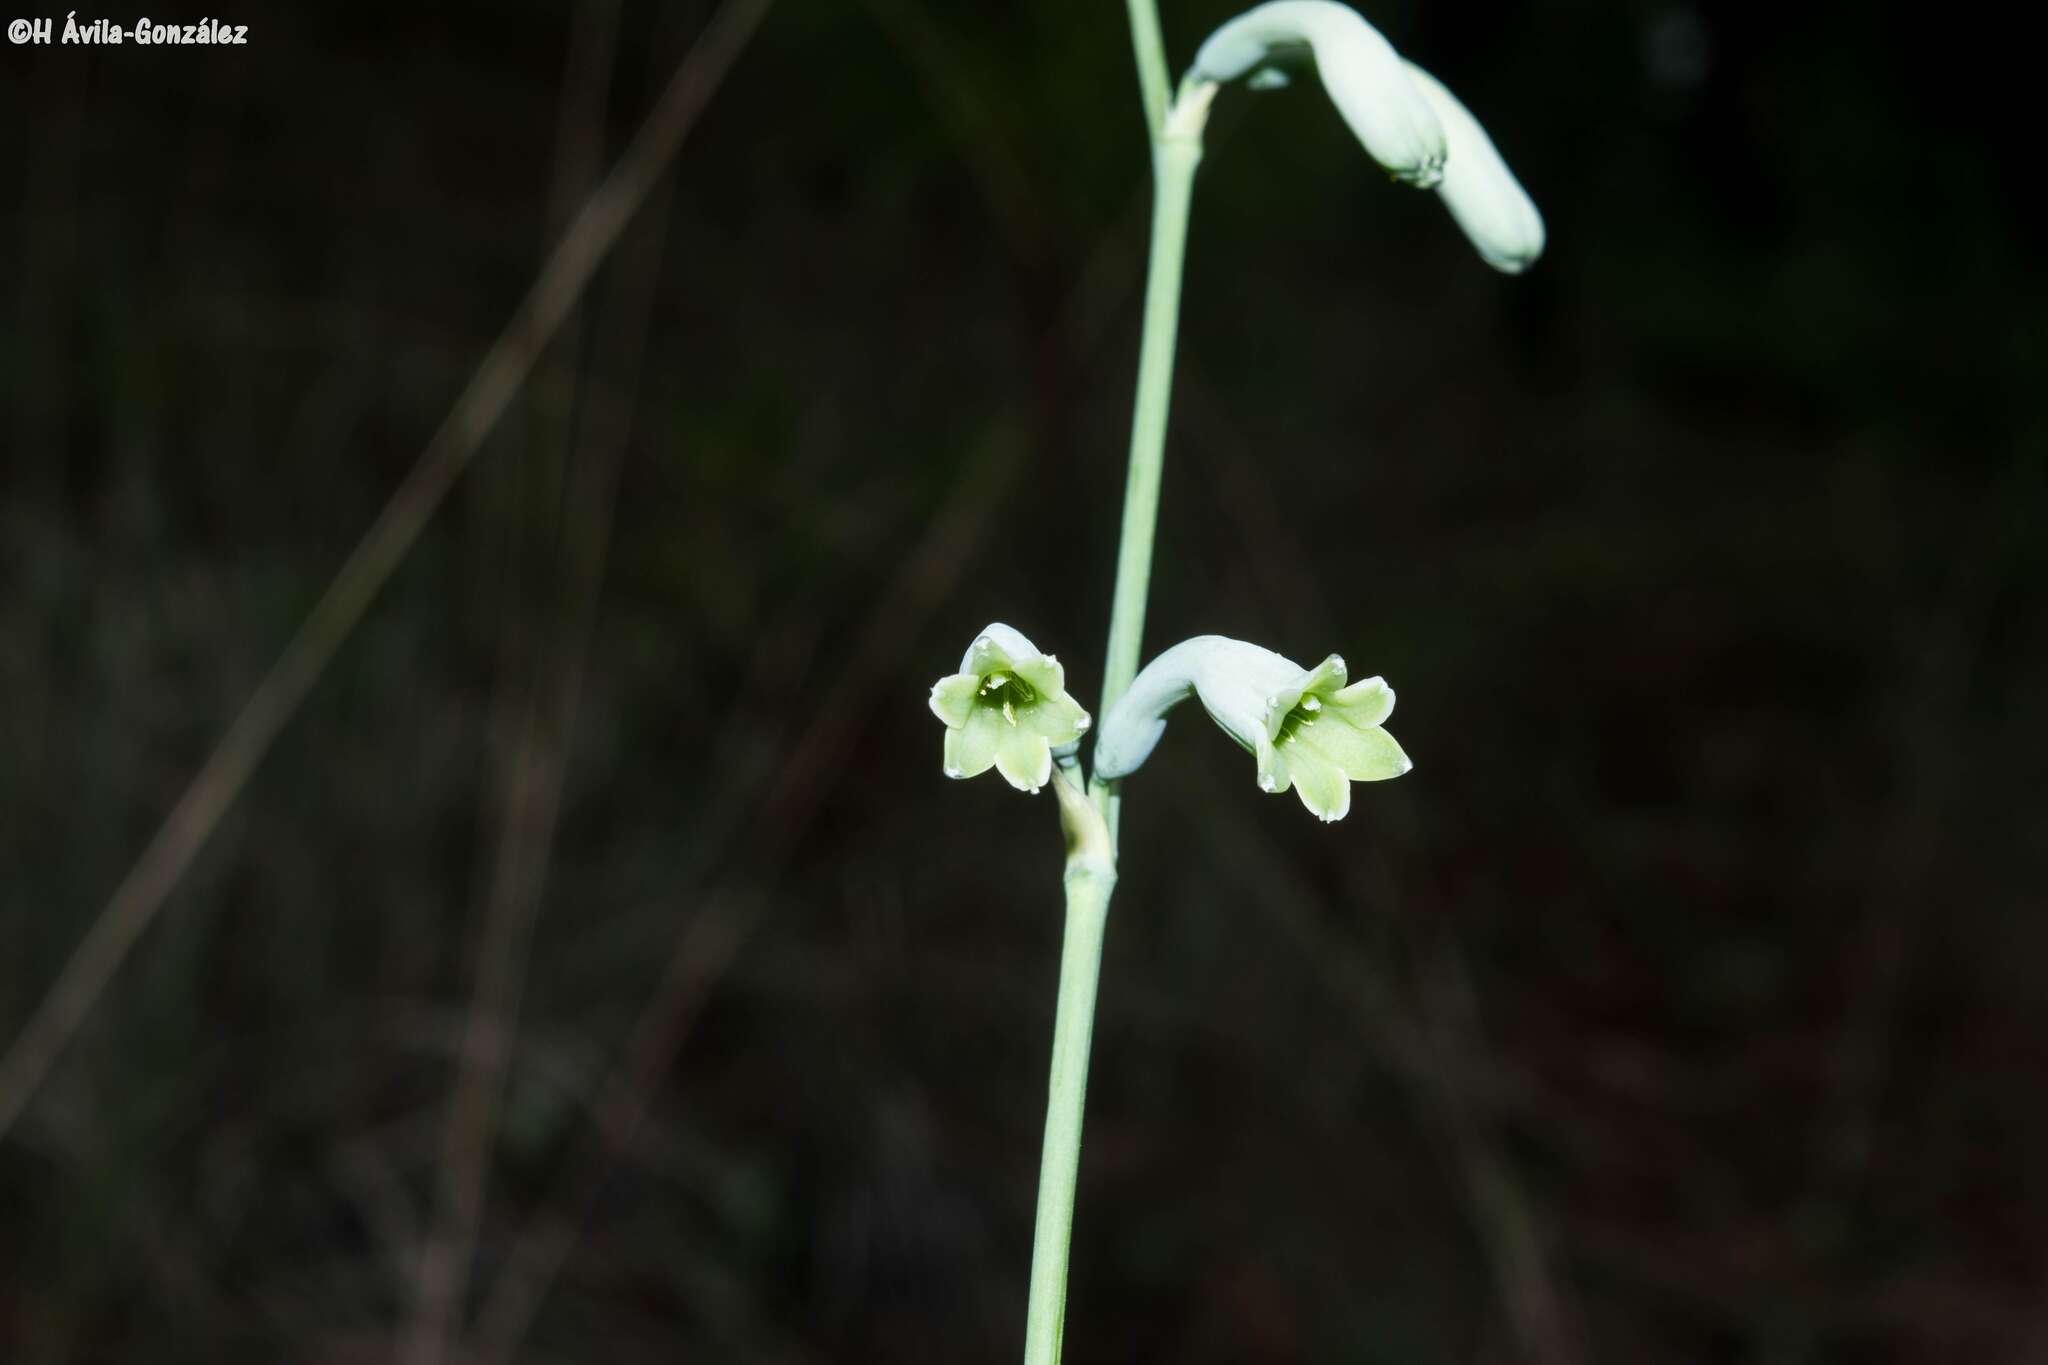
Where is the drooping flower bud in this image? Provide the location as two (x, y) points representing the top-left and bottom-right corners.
(1191, 1), (1447, 187)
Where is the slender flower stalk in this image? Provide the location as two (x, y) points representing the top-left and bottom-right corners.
(1094, 80), (1216, 795)
(924, 4), (1544, 1360)
(1019, 19), (1214, 1365)
(1022, 771), (1115, 1365)
(1122, 0), (1173, 135)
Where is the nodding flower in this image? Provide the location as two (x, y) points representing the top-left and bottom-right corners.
(929, 624), (1092, 795)
(1190, 1), (1544, 273)
(1095, 635), (1410, 823)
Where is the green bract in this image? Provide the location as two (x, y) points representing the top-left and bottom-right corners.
(1094, 635), (1410, 822)
(929, 624), (1092, 795)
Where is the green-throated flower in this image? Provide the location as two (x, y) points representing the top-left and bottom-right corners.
(1095, 635), (1409, 822)
(929, 624), (1092, 795)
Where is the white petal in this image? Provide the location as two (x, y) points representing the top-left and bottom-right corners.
(994, 726), (1053, 793)
(961, 621), (1042, 676)
(928, 672), (981, 728)
(1284, 741), (1353, 821)
(943, 706), (1002, 779)
(1326, 674), (1395, 728)
(1011, 652), (1067, 699)
(1294, 712), (1410, 781)
(1300, 653), (1346, 691)
(1026, 692), (1092, 745)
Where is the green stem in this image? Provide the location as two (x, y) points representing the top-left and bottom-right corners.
(1017, 72), (1213, 1365)
(1122, 0), (1172, 135)
(1092, 88), (1211, 839)
(1020, 850), (1116, 1365)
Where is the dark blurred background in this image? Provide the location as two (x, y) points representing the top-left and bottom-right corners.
(4, 0), (2046, 1360)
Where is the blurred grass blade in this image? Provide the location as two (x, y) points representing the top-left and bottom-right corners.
(0, 0), (778, 1145)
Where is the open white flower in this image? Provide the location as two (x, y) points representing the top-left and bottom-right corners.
(1095, 635), (1409, 822)
(929, 624), (1092, 795)
(1190, 0), (1447, 187)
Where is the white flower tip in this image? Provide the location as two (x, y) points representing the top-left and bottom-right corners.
(1403, 61), (1545, 273)
(1320, 810), (1340, 824)
(943, 765), (964, 779)
(1075, 715), (1091, 732)
(1259, 774), (1280, 792)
